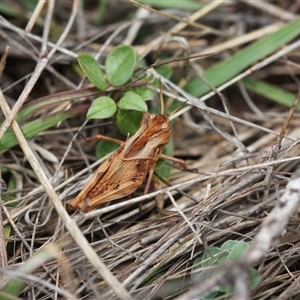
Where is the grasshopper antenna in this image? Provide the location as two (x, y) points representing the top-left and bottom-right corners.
(159, 78), (165, 115)
(169, 99), (188, 119)
(159, 77), (188, 118)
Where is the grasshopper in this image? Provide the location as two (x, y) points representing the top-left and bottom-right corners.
(69, 90), (187, 212)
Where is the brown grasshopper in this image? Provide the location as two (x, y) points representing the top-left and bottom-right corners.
(69, 94), (187, 212)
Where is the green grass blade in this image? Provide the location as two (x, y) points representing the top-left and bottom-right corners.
(185, 18), (300, 97)
(15, 87), (101, 123)
(243, 77), (298, 108)
(136, 0), (203, 9)
(0, 105), (88, 152)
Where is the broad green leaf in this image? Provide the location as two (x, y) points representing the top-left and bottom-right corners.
(78, 53), (107, 91)
(95, 138), (120, 159)
(243, 78), (298, 108)
(127, 85), (157, 101)
(87, 96), (117, 119)
(0, 105), (87, 152)
(192, 247), (223, 299)
(226, 240), (249, 260)
(221, 240), (238, 251)
(192, 247), (220, 276)
(135, 66), (171, 100)
(185, 17), (300, 97)
(222, 240), (261, 293)
(224, 267), (261, 295)
(192, 241), (260, 299)
(136, 57), (147, 68)
(118, 92), (147, 112)
(105, 45), (136, 86)
(201, 291), (219, 300)
(156, 65), (173, 79)
(116, 109), (143, 135)
(249, 268), (261, 288)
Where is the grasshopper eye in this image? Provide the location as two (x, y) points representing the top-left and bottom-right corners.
(162, 123), (168, 129)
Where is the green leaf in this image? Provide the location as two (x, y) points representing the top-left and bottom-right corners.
(126, 66), (171, 102)
(0, 3), (22, 17)
(154, 137), (173, 182)
(2, 174), (18, 207)
(220, 240), (238, 251)
(192, 247), (219, 277)
(4, 224), (11, 241)
(192, 247), (223, 299)
(116, 109), (143, 135)
(249, 268), (261, 288)
(78, 53), (108, 91)
(0, 105), (88, 152)
(192, 241), (261, 299)
(184, 17), (300, 97)
(95, 138), (120, 159)
(105, 45), (136, 86)
(243, 78), (298, 108)
(14, 87), (102, 124)
(87, 96), (117, 119)
(226, 240), (249, 260)
(202, 291), (219, 300)
(156, 65), (173, 79)
(136, 0), (203, 9)
(22, 1), (38, 11)
(128, 85), (157, 101)
(95, 0), (108, 26)
(118, 92), (148, 112)
(222, 240), (261, 294)
(201, 247), (225, 267)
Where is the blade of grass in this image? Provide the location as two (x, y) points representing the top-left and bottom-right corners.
(243, 77), (299, 109)
(0, 105), (88, 152)
(135, 0), (204, 10)
(0, 3), (22, 17)
(15, 87), (101, 123)
(185, 17), (300, 97)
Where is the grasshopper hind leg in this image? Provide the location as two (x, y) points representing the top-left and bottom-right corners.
(138, 165), (156, 212)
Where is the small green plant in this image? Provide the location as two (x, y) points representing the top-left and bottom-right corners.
(77, 45), (176, 181)
(191, 240), (261, 300)
(78, 45), (149, 135)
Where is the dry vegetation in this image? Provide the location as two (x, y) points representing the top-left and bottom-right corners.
(1, 1), (300, 299)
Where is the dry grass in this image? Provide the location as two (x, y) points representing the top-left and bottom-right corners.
(1, 1), (300, 299)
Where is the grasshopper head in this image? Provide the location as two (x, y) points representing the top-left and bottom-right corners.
(142, 113), (171, 145)
(124, 112), (172, 158)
